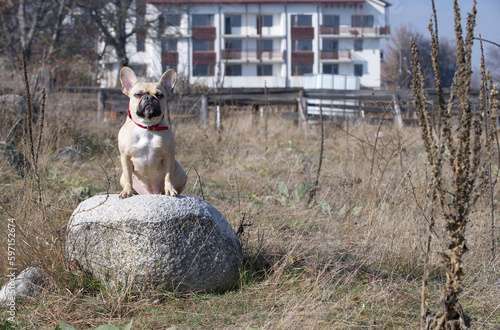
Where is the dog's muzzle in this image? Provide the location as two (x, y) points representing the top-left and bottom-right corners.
(137, 95), (162, 119)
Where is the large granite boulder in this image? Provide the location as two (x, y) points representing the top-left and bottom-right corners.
(0, 267), (43, 307)
(66, 194), (242, 292)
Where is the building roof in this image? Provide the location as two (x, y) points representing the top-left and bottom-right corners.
(148, 0), (370, 4)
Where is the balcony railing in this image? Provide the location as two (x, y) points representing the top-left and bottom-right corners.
(291, 26), (314, 39)
(161, 51), (178, 65)
(192, 26), (216, 40)
(192, 51), (216, 64)
(320, 25), (390, 37)
(220, 50), (285, 61)
(320, 50), (351, 60)
(291, 51), (314, 64)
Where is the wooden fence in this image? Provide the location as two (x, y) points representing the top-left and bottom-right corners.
(52, 86), (498, 127)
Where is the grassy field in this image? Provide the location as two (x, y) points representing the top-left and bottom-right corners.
(0, 92), (499, 329)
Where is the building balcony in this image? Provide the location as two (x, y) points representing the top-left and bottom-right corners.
(320, 25), (390, 37)
(193, 51), (216, 64)
(320, 50), (351, 61)
(192, 26), (216, 40)
(291, 51), (314, 64)
(291, 26), (314, 39)
(220, 50), (285, 61)
(161, 51), (178, 65)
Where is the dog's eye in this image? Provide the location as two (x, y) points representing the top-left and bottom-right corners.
(156, 93), (164, 99)
(134, 93), (143, 98)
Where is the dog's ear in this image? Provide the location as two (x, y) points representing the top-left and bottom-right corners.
(120, 67), (138, 95)
(159, 69), (177, 96)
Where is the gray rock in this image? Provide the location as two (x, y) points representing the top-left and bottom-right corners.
(0, 141), (26, 170)
(51, 147), (84, 164)
(0, 94), (27, 115)
(0, 267), (43, 306)
(66, 194), (242, 292)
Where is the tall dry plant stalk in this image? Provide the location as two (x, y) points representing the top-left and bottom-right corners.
(411, 1), (498, 329)
(307, 104), (324, 206)
(21, 48), (46, 203)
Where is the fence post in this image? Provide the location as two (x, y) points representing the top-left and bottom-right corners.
(215, 105), (221, 129)
(200, 94), (208, 129)
(43, 67), (51, 95)
(297, 89), (308, 131)
(97, 89), (105, 123)
(393, 94), (404, 132)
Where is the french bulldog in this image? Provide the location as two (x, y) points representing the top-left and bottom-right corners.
(117, 66), (187, 199)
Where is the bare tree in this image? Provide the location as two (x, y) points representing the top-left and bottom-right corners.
(0, 0), (74, 61)
(383, 24), (457, 89)
(76, 0), (136, 68)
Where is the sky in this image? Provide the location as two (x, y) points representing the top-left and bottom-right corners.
(388, 0), (500, 68)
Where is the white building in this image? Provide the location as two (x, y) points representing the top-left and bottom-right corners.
(104, 0), (390, 89)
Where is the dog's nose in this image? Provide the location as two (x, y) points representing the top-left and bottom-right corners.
(143, 94), (156, 102)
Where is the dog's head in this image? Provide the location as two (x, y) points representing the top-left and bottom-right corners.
(120, 67), (177, 125)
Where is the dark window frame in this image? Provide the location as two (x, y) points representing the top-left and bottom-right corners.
(192, 14), (214, 27)
(193, 64), (215, 76)
(292, 64), (313, 76)
(225, 64), (242, 76)
(257, 64), (273, 76)
(322, 39), (338, 51)
(354, 63), (363, 76)
(323, 64), (339, 75)
(291, 14), (312, 27)
(323, 14), (340, 27)
(193, 39), (214, 51)
(354, 39), (363, 51)
(292, 39), (313, 51)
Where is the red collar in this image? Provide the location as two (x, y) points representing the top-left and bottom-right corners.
(127, 106), (169, 131)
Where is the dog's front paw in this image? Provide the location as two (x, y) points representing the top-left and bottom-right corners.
(164, 186), (179, 197)
(119, 189), (136, 199)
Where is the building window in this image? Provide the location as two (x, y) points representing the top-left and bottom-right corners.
(323, 64), (339, 74)
(137, 39), (145, 52)
(354, 39), (363, 51)
(162, 39), (177, 51)
(257, 64), (273, 76)
(225, 15), (241, 34)
(257, 15), (273, 34)
(323, 15), (339, 27)
(193, 39), (214, 51)
(192, 14), (214, 27)
(322, 39), (338, 51)
(193, 64), (214, 76)
(223, 39), (242, 59)
(165, 14), (179, 27)
(292, 39), (312, 51)
(292, 64), (313, 76)
(351, 15), (374, 27)
(264, 15), (273, 27)
(225, 64), (242, 76)
(354, 64), (363, 76)
(291, 14), (312, 27)
(129, 65), (147, 77)
(257, 15), (273, 27)
(260, 39), (273, 51)
(225, 39), (242, 51)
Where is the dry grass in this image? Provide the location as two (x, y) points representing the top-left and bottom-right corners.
(0, 94), (499, 328)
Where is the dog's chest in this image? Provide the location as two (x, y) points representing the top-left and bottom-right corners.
(130, 131), (164, 165)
